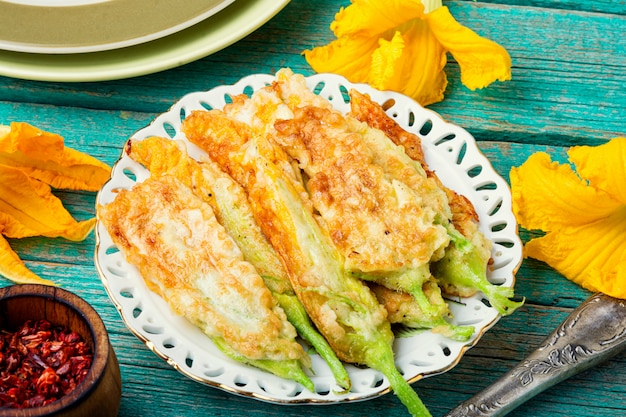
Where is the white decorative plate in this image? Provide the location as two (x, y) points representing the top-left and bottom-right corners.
(0, 0), (235, 54)
(95, 72), (523, 404)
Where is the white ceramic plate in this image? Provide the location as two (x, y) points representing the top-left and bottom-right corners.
(0, 0), (235, 54)
(0, 0), (289, 82)
(95, 72), (523, 404)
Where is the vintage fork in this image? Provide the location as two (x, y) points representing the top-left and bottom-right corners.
(444, 292), (626, 417)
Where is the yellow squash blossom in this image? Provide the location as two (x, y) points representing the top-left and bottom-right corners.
(304, 0), (511, 106)
(510, 138), (626, 299)
(0, 122), (111, 285)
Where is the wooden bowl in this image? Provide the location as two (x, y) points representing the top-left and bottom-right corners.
(0, 284), (121, 417)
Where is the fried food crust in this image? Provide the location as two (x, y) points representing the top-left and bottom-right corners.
(274, 105), (449, 272)
(348, 89), (480, 235)
(98, 175), (307, 363)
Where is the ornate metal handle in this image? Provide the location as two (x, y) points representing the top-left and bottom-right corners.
(444, 293), (626, 417)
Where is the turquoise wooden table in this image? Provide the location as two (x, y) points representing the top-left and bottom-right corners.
(0, 0), (624, 416)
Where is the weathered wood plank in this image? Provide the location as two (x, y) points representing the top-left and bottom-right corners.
(431, 2), (626, 145)
(0, 101), (151, 157)
(476, 0), (625, 14)
(1, 1), (623, 147)
(420, 305), (626, 417)
(0, 1), (624, 416)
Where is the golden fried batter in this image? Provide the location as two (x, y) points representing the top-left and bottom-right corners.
(347, 89), (493, 297)
(125, 136), (293, 296)
(98, 175), (308, 363)
(348, 89), (427, 166)
(348, 89), (480, 236)
(211, 69), (452, 274)
(181, 109), (313, 213)
(273, 104), (450, 273)
(369, 280), (451, 325)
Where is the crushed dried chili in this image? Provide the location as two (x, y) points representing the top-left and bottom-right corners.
(0, 319), (93, 409)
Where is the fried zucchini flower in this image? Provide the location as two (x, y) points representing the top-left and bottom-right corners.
(510, 137), (626, 299)
(304, 0), (511, 106)
(0, 122), (111, 285)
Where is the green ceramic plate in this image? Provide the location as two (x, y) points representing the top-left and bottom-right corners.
(0, 0), (235, 54)
(0, 0), (289, 82)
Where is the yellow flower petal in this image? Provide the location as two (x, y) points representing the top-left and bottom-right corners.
(0, 122), (111, 191)
(0, 230), (55, 285)
(0, 164), (96, 241)
(426, 6), (511, 90)
(512, 138), (626, 299)
(0, 122), (63, 159)
(304, 35), (380, 83)
(368, 31), (405, 89)
(568, 137), (626, 204)
(523, 206), (626, 299)
(331, 0), (425, 38)
(0, 124), (9, 138)
(510, 152), (622, 232)
(371, 19), (448, 106)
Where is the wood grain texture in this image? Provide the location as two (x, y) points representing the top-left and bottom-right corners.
(0, 285), (122, 416)
(0, 0), (624, 416)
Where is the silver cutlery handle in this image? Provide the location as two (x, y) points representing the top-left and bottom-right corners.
(444, 293), (626, 417)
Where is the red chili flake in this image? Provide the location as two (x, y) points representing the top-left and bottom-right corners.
(0, 319), (93, 409)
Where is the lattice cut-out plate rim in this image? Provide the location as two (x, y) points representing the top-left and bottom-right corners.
(94, 71), (523, 405)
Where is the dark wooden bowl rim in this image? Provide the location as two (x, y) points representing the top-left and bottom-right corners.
(0, 284), (111, 416)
